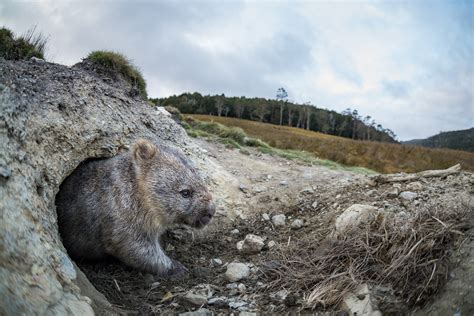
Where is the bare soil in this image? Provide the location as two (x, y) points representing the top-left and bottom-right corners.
(80, 139), (474, 315)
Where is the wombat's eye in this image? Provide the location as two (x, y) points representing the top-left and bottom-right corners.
(180, 189), (192, 198)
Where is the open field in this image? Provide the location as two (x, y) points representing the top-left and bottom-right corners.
(189, 115), (474, 173)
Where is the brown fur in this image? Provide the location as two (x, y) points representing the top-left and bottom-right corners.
(55, 139), (215, 276)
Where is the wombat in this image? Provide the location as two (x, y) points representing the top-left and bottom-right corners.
(55, 139), (215, 277)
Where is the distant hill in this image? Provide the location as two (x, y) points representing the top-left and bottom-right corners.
(189, 115), (474, 173)
(403, 128), (474, 152)
(153, 92), (397, 143)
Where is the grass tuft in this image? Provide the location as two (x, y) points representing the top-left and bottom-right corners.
(86, 50), (147, 98)
(0, 26), (47, 60)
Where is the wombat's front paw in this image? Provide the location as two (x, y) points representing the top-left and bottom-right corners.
(164, 260), (188, 279)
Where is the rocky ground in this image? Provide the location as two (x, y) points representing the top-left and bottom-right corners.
(81, 139), (474, 315)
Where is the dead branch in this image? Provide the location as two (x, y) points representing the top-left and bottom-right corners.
(371, 164), (461, 184)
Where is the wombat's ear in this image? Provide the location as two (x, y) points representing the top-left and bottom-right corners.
(133, 139), (158, 162)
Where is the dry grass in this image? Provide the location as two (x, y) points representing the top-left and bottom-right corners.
(190, 115), (474, 173)
(264, 204), (469, 309)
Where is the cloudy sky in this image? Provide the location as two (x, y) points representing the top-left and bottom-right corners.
(1, 0), (473, 140)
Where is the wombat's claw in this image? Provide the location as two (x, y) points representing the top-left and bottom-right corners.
(166, 260), (188, 279)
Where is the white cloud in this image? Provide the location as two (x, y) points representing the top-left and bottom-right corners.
(1, 0), (472, 140)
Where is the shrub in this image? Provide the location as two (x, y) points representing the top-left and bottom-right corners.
(86, 50), (147, 99)
(0, 26), (47, 60)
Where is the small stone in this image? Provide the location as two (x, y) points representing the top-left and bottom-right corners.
(279, 180), (288, 186)
(230, 229), (240, 235)
(386, 187), (399, 198)
(365, 189), (377, 196)
(299, 187), (314, 195)
(266, 174), (273, 180)
(311, 201), (318, 208)
(237, 283), (247, 293)
(341, 284), (381, 316)
(237, 234), (265, 254)
(178, 308), (213, 316)
(182, 292), (208, 306)
(262, 213), (271, 221)
(291, 219), (304, 230)
(268, 240), (276, 248)
(226, 282), (238, 289)
(336, 194), (342, 199)
(272, 214), (286, 227)
(406, 181), (423, 191)
(335, 204), (378, 233)
(239, 184), (248, 193)
(392, 183), (402, 189)
(228, 300), (248, 310)
(208, 296), (228, 307)
(399, 191), (418, 201)
(225, 263), (250, 282)
(211, 258), (223, 266)
(253, 186), (266, 193)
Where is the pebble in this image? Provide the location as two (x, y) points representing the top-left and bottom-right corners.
(279, 180), (288, 186)
(237, 283), (247, 293)
(311, 201), (318, 208)
(239, 184), (248, 193)
(182, 292), (208, 306)
(291, 219), (304, 230)
(271, 214), (286, 227)
(268, 240), (276, 248)
(237, 234), (265, 254)
(230, 229), (240, 235)
(262, 213), (270, 221)
(406, 181), (423, 191)
(299, 187), (314, 195)
(211, 258), (223, 266)
(178, 308), (213, 316)
(225, 263), (250, 282)
(387, 187), (399, 198)
(399, 191), (418, 201)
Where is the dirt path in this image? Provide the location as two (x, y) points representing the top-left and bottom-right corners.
(194, 138), (365, 222)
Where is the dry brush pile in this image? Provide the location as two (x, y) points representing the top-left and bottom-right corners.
(263, 198), (470, 310)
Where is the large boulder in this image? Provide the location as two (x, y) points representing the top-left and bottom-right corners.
(0, 58), (233, 314)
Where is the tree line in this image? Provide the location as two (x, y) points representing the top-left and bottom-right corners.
(152, 89), (397, 143)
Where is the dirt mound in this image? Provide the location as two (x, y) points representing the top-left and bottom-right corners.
(0, 57), (235, 315)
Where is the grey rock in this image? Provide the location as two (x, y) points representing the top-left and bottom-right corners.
(400, 191), (418, 201)
(182, 292), (208, 306)
(179, 308), (213, 316)
(335, 204), (379, 233)
(230, 229), (240, 235)
(267, 240), (276, 248)
(237, 283), (247, 293)
(299, 187), (314, 195)
(271, 214), (287, 227)
(228, 300), (248, 310)
(262, 213), (271, 221)
(387, 187), (400, 198)
(291, 219), (304, 230)
(239, 184), (248, 193)
(225, 263), (250, 282)
(208, 296), (228, 307)
(279, 180), (288, 186)
(211, 258), (223, 266)
(237, 234), (265, 254)
(406, 181), (423, 191)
